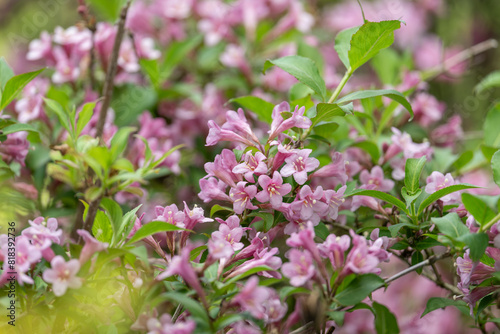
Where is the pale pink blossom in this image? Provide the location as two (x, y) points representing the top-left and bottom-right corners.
(43, 256), (82, 296)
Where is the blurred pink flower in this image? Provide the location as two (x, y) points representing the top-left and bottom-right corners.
(42, 255), (82, 296)
(282, 249), (316, 286)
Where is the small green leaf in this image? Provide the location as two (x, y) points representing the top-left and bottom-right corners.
(404, 157), (426, 194)
(100, 198), (123, 240)
(110, 127), (136, 161)
(475, 71), (500, 94)
(452, 150), (473, 171)
(461, 193), (496, 226)
(161, 35), (203, 80)
(346, 189), (409, 215)
(334, 26), (360, 69)
(314, 222), (329, 241)
(431, 213), (469, 239)
(1, 68), (44, 110)
(350, 140), (380, 163)
(0, 57), (14, 90)
(86, 0), (126, 21)
(348, 20), (401, 72)
(263, 56), (327, 101)
(417, 184), (479, 216)
(76, 102), (96, 137)
(44, 98), (72, 133)
(311, 103), (345, 126)
(210, 204), (232, 217)
(336, 89), (413, 120)
(485, 103), (500, 148)
(457, 232), (489, 262)
(92, 210), (113, 244)
(492, 150), (500, 188)
(313, 122), (339, 139)
(401, 188), (422, 208)
(118, 205), (142, 242)
(411, 251), (424, 274)
(335, 274), (384, 306)
(126, 221), (185, 245)
(421, 297), (468, 318)
(229, 96), (275, 124)
(388, 222), (419, 238)
(162, 292), (210, 326)
(372, 302), (400, 334)
(214, 314), (245, 331)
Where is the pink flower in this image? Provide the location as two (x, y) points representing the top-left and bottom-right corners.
(425, 171), (456, 202)
(51, 47), (80, 84)
(208, 238), (234, 260)
(431, 115), (463, 148)
(256, 171), (292, 208)
(22, 217), (62, 251)
(229, 181), (258, 214)
(318, 234), (350, 269)
(26, 31), (53, 61)
(154, 204), (186, 228)
(146, 313), (195, 334)
(233, 152), (268, 183)
(76, 229), (108, 264)
(311, 152), (348, 185)
(0, 132), (30, 166)
(42, 256), (82, 296)
(156, 246), (206, 303)
(232, 276), (270, 319)
(411, 93), (446, 127)
(290, 185), (328, 221)
(198, 177), (231, 203)
(15, 78), (49, 123)
(157, 0), (193, 20)
(343, 241), (380, 275)
(205, 149), (241, 187)
(212, 215), (246, 251)
(456, 250), (495, 288)
(280, 149), (319, 185)
(322, 185), (346, 220)
(227, 247), (282, 279)
(282, 249), (316, 286)
(269, 103), (312, 140)
(359, 166), (395, 192)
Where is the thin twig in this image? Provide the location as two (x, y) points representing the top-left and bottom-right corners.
(290, 321), (316, 334)
(422, 39), (498, 81)
(95, 0), (132, 138)
(384, 252), (452, 284)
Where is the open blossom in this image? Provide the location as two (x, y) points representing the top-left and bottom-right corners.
(22, 217), (62, 250)
(154, 204), (186, 227)
(425, 171), (456, 202)
(359, 166), (394, 192)
(411, 93), (446, 127)
(229, 181), (258, 214)
(15, 78), (49, 123)
(42, 256), (82, 296)
(204, 149), (241, 187)
(290, 185), (328, 221)
(232, 276), (270, 319)
(146, 313), (195, 334)
(269, 102), (312, 140)
(318, 234), (350, 269)
(322, 185), (346, 220)
(282, 249), (316, 286)
(233, 152), (268, 182)
(256, 171), (292, 208)
(280, 149), (320, 185)
(198, 177), (231, 203)
(212, 216), (246, 251)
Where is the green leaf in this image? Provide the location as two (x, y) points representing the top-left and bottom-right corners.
(86, 0), (126, 21)
(313, 122), (339, 139)
(44, 98), (72, 133)
(401, 188), (422, 208)
(210, 204), (232, 217)
(225, 266), (273, 285)
(92, 210), (113, 244)
(388, 222), (419, 238)
(229, 96), (275, 124)
(431, 213), (469, 239)
(335, 274), (384, 306)
(161, 35), (203, 80)
(346, 189), (409, 215)
(1, 68), (44, 110)
(372, 302), (400, 334)
(1, 123), (40, 136)
(404, 157), (426, 194)
(117, 205), (142, 242)
(411, 251), (424, 274)
(162, 292), (210, 326)
(311, 103), (345, 126)
(110, 127), (136, 161)
(452, 150), (473, 171)
(421, 297), (468, 318)
(76, 102), (96, 137)
(100, 198), (123, 241)
(334, 26), (360, 69)
(314, 222), (329, 241)
(140, 59), (160, 87)
(485, 103), (500, 148)
(414, 238), (445, 251)
(263, 56), (327, 101)
(0, 57), (14, 90)
(475, 71), (500, 94)
(417, 184), (479, 216)
(348, 20), (401, 72)
(492, 150), (500, 188)
(350, 140), (380, 163)
(214, 314), (245, 331)
(336, 89), (413, 120)
(126, 221), (185, 245)
(457, 232), (489, 262)
(461, 193), (496, 226)
(482, 145), (498, 162)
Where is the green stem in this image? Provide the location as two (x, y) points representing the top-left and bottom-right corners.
(327, 69), (352, 103)
(479, 212), (500, 232)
